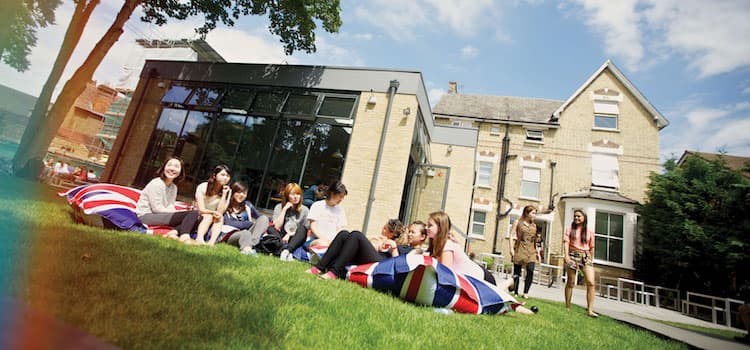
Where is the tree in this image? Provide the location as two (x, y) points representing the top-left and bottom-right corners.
(0, 0), (62, 72)
(636, 155), (750, 297)
(12, 0), (342, 175)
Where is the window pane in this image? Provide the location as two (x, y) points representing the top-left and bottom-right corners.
(472, 223), (484, 235)
(610, 214), (624, 238)
(526, 130), (543, 141)
(608, 238), (623, 263)
(595, 237), (608, 260)
(522, 167), (540, 182)
(478, 174), (491, 186)
(221, 88), (254, 110)
(251, 91), (285, 114)
(175, 111), (213, 196)
(234, 116), (277, 204)
(318, 96), (356, 118)
(474, 211), (486, 223)
(204, 114), (247, 171)
(135, 108), (188, 187)
(161, 85), (192, 104)
(187, 87), (222, 106)
(521, 180), (539, 198)
(283, 93), (318, 115)
(595, 212), (608, 234)
(299, 123), (351, 195)
(594, 115), (617, 129)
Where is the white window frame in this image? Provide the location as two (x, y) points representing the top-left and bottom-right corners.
(451, 120), (464, 127)
(490, 125), (501, 135)
(520, 167), (541, 200)
(591, 152), (619, 189)
(525, 129), (544, 143)
(470, 210), (487, 238)
(594, 114), (618, 130)
(476, 161), (493, 188)
(594, 211), (625, 264)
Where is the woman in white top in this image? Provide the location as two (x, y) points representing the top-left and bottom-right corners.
(306, 180), (348, 246)
(190, 165), (232, 246)
(136, 157), (201, 239)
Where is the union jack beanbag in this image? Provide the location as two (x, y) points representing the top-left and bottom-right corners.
(59, 183), (194, 234)
(347, 254), (519, 315)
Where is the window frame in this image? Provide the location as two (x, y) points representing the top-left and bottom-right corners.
(470, 210), (487, 238)
(519, 166), (541, 200)
(594, 211), (625, 264)
(476, 161), (493, 188)
(593, 114), (618, 130)
(525, 129), (544, 143)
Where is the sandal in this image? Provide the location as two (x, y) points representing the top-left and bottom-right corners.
(319, 271), (337, 280)
(587, 312), (599, 318)
(305, 266), (322, 275)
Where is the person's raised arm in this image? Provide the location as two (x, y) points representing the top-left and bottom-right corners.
(216, 185), (231, 215)
(273, 202), (292, 230)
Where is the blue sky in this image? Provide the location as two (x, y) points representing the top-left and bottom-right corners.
(1, 0), (749, 161)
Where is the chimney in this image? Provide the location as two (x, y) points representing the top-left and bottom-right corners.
(448, 81), (457, 94)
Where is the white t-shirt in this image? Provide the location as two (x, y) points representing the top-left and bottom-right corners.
(195, 182), (221, 211)
(307, 200), (347, 242)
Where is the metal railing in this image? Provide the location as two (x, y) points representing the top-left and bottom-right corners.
(681, 291), (745, 329)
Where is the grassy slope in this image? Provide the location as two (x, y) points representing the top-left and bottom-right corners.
(0, 177), (686, 349)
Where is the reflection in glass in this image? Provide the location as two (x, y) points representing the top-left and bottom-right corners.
(318, 96), (356, 118)
(221, 88), (254, 110)
(187, 87), (223, 106)
(283, 93), (318, 115)
(136, 108), (188, 187)
(176, 111), (212, 195)
(252, 91), (286, 114)
(161, 86), (192, 104)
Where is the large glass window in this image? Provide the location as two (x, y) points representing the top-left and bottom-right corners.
(595, 211), (624, 263)
(138, 84), (356, 208)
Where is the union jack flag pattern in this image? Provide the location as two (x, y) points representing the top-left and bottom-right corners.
(347, 254), (520, 315)
(59, 183), (193, 234)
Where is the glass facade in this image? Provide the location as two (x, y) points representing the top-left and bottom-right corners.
(137, 84), (357, 209)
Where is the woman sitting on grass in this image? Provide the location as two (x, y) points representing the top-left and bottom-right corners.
(426, 211), (537, 315)
(135, 156), (201, 240)
(306, 219), (404, 280)
(271, 183), (310, 261)
(189, 165), (232, 246)
(222, 181), (270, 256)
(306, 180), (348, 247)
(396, 220), (427, 256)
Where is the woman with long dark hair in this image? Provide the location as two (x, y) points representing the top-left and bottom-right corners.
(191, 165), (232, 245)
(223, 181), (270, 256)
(135, 156), (201, 240)
(563, 209), (597, 317)
(509, 205), (539, 298)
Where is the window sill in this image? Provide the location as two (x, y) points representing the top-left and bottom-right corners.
(592, 127), (620, 133)
(593, 259), (634, 270)
(524, 139), (544, 145)
(469, 234), (486, 241)
(475, 184), (492, 189)
(518, 196), (540, 202)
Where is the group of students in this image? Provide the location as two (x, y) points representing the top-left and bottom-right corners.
(135, 156), (547, 314)
(40, 158), (98, 185)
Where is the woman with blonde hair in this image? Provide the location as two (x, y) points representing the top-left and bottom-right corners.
(509, 205), (540, 298)
(273, 182), (310, 261)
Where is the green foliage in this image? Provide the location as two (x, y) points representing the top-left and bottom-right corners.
(140, 0), (342, 55)
(0, 177), (687, 349)
(636, 155), (750, 297)
(0, 0), (62, 72)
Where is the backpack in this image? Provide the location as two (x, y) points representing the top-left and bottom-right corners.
(255, 233), (283, 256)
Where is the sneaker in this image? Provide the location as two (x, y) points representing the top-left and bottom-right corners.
(279, 249), (290, 261)
(241, 248), (258, 257)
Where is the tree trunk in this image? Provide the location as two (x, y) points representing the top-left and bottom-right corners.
(12, 0), (141, 174)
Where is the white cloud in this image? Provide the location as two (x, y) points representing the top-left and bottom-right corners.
(685, 108), (729, 129)
(428, 88), (447, 107)
(644, 0), (750, 78)
(461, 45), (479, 59)
(568, 0), (750, 77)
(353, 0), (501, 41)
(568, 0), (644, 71)
(702, 117), (750, 156)
(743, 86), (750, 95)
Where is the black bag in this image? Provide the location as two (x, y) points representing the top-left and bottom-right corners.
(255, 233), (283, 256)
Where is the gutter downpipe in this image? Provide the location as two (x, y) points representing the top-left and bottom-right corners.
(362, 79), (400, 232)
(492, 123), (513, 254)
(548, 161), (557, 211)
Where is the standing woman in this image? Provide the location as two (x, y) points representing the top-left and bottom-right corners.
(509, 205), (539, 298)
(192, 165), (232, 246)
(136, 156), (201, 239)
(223, 181), (270, 256)
(272, 183), (310, 261)
(563, 209), (597, 317)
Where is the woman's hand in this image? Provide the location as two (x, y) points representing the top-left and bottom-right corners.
(282, 233), (292, 244)
(211, 210), (221, 222)
(283, 201), (293, 211)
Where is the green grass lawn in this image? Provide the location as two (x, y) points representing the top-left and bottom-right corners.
(648, 318), (744, 340)
(0, 176), (688, 349)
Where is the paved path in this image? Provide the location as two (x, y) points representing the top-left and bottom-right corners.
(522, 281), (750, 350)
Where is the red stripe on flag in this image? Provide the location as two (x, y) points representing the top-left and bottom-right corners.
(81, 200), (137, 210)
(452, 274), (480, 314)
(405, 265), (426, 302)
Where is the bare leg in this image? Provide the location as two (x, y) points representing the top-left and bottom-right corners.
(583, 265), (596, 316)
(564, 266), (576, 310)
(206, 217), (223, 246)
(193, 214), (212, 245)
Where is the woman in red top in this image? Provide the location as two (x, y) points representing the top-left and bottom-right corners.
(563, 209), (597, 317)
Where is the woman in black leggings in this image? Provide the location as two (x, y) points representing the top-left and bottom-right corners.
(305, 219), (404, 279)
